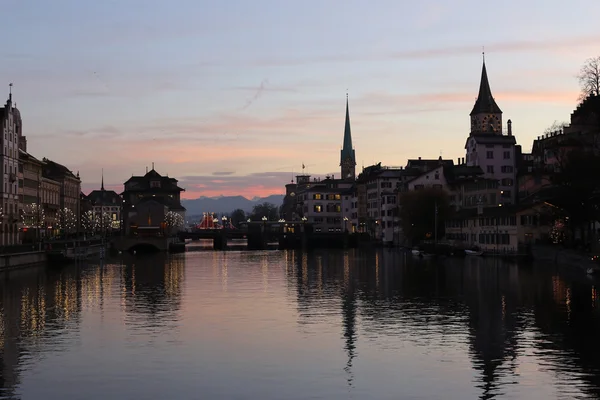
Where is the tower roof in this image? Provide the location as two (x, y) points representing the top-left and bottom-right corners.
(470, 60), (502, 116)
(341, 95), (355, 162)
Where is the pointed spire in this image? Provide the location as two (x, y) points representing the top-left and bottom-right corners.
(341, 93), (355, 162)
(101, 168), (105, 191)
(470, 56), (502, 116)
(8, 83), (12, 103)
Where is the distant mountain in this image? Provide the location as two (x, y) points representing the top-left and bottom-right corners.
(182, 194), (285, 216)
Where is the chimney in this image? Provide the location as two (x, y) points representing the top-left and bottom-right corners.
(507, 119), (512, 136)
(418, 156), (421, 160)
(457, 157), (460, 165)
(462, 157), (465, 164)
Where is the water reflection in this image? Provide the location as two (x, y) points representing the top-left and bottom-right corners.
(0, 251), (599, 399)
(287, 250), (600, 399)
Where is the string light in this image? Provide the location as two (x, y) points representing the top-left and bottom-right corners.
(164, 211), (184, 230)
(56, 207), (77, 233)
(550, 218), (566, 244)
(21, 203), (45, 228)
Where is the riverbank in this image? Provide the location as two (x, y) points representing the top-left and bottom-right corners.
(0, 239), (108, 272)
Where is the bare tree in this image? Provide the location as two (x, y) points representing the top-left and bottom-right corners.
(578, 56), (600, 102)
(543, 120), (569, 135)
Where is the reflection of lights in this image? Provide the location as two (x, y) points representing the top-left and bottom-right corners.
(501, 295), (506, 321)
(302, 253), (308, 287)
(566, 288), (572, 320)
(375, 251), (380, 289)
(593, 286), (598, 308)
(261, 254), (269, 292)
(316, 255), (323, 294)
(221, 253), (228, 292)
(343, 252), (350, 288)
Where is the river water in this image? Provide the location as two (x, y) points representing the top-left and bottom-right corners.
(1, 248), (600, 399)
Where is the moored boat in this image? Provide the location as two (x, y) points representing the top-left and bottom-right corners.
(465, 249), (484, 256)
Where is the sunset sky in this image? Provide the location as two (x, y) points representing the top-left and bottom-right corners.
(2, 0), (600, 199)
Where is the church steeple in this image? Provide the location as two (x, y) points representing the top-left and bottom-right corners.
(340, 93), (356, 180)
(470, 55), (502, 135)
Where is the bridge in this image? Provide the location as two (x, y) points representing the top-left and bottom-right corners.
(178, 223), (282, 250)
(111, 236), (180, 253)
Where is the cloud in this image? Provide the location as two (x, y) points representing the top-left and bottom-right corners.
(212, 171), (235, 176)
(212, 34), (600, 67)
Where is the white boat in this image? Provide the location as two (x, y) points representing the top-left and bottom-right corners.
(465, 249), (484, 256)
(411, 249), (422, 256)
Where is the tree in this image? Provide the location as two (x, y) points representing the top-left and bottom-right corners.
(21, 203), (45, 228)
(552, 148), (600, 242)
(578, 56), (600, 102)
(543, 120), (569, 135)
(249, 202), (279, 221)
(229, 208), (246, 227)
(164, 211), (184, 234)
(398, 188), (452, 245)
(81, 210), (95, 234)
(57, 207), (77, 234)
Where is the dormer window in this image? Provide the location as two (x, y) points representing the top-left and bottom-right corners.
(150, 181), (161, 188)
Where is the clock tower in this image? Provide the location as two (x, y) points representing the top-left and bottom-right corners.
(470, 56), (502, 135)
(340, 95), (356, 180)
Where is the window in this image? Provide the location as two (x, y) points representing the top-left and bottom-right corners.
(503, 151), (510, 159)
(335, 194), (341, 200)
(501, 166), (513, 173)
(501, 178), (514, 186)
(434, 172), (439, 180)
(486, 151), (494, 159)
(313, 193), (322, 200)
(414, 184), (424, 190)
(313, 205), (322, 213)
(150, 181), (161, 188)
(487, 165), (494, 173)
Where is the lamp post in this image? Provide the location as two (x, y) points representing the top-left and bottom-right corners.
(343, 216), (349, 232)
(213, 216), (219, 229)
(222, 215), (228, 229)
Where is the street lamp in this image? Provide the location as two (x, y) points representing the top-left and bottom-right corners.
(343, 216), (349, 232)
(222, 215), (228, 229)
(213, 217), (219, 229)
(301, 216), (307, 223)
(261, 216), (267, 222)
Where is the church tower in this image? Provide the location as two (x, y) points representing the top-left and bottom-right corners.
(470, 56), (502, 135)
(340, 95), (356, 180)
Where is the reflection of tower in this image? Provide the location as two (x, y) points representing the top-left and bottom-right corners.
(341, 252), (357, 387)
(122, 254), (185, 325)
(463, 260), (521, 399)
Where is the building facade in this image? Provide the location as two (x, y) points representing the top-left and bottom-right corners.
(42, 158), (81, 235)
(122, 167), (186, 235)
(86, 174), (122, 234)
(41, 176), (60, 235)
(18, 150), (43, 240)
(445, 202), (560, 252)
(0, 88), (22, 245)
(465, 60), (518, 205)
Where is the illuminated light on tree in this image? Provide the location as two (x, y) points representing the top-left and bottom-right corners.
(81, 210), (95, 233)
(164, 211), (184, 230)
(550, 219), (567, 244)
(57, 207), (77, 233)
(21, 203), (45, 228)
(97, 211), (112, 232)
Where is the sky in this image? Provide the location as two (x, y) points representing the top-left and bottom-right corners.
(2, 0), (600, 199)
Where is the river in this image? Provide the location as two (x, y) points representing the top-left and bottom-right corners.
(1, 248), (599, 399)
